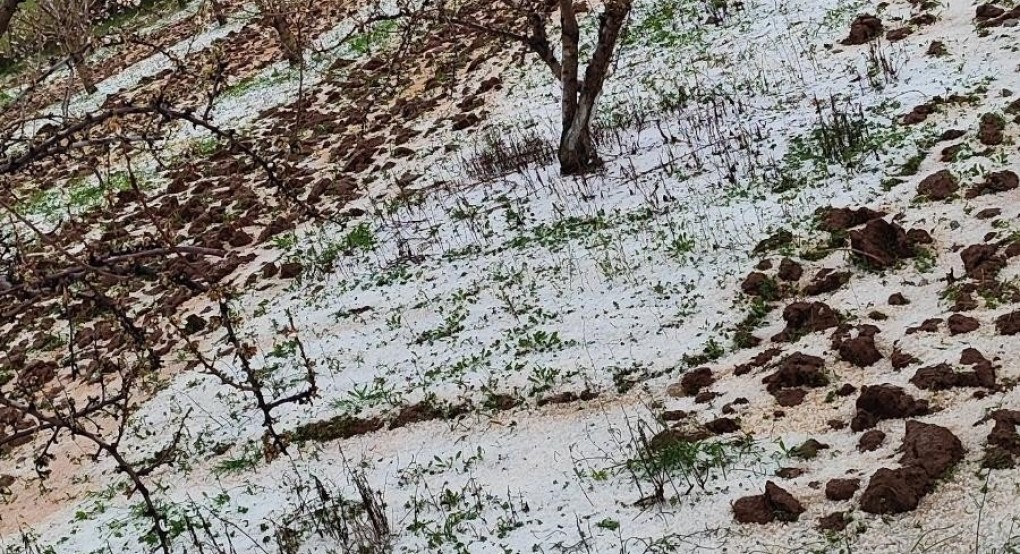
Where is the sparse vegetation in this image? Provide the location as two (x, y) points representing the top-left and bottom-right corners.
(1, 0), (1018, 551)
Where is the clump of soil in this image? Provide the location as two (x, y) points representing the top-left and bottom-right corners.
(858, 429), (887, 452)
(818, 511), (849, 531)
(851, 385), (929, 431)
(825, 478), (861, 501)
(790, 438), (830, 460)
(996, 311), (1020, 335)
(840, 14), (884, 45)
(967, 170), (1018, 198)
(733, 481), (806, 524)
(803, 269), (851, 296)
(961, 244), (1005, 281)
(982, 410), (1020, 468)
(763, 353), (828, 406)
(741, 272), (774, 297)
(733, 348), (783, 376)
(859, 421), (964, 514)
(679, 367), (715, 396)
(849, 219), (917, 269)
(947, 314), (980, 335)
(907, 318), (942, 334)
(926, 41), (948, 57)
(909, 361), (995, 391)
(890, 349), (919, 370)
(888, 293), (910, 305)
(978, 112), (1006, 145)
(885, 27), (912, 41)
(705, 417), (741, 434)
(916, 169), (958, 200)
(777, 258), (804, 282)
(772, 302), (839, 342)
(816, 206), (885, 231)
(832, 325), (882, 367)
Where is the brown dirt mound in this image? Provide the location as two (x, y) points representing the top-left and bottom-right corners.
(803, 269), (851, 296)
(816, 206), (885, 231)
(947, 314), (980, 335)
(763, 353), (828, 392)
(909, 362), (995, 391)
(859, 421), (964, 514)
(818, 511), (849, 531)
(840, 14), (883, 45)
(851, 385), (929, 431)
(858, 429), (887, 452)
(961, 244), (1005, 281)
(983, 410), (1020, 468)
(777, 258), (804, 282)
(850, 219), (917, 269)
(996, 311), (1020, 335)
(917, 170), (958, 200)
(825, 478), (861, 501)
(978, 113), (1006, 145)
(733, 481), (806, 524)
(832, 325), (882, 367)
(772, 302), (839, 342)
(967, 170), (1019, 198)
(679, 367), (715, 396)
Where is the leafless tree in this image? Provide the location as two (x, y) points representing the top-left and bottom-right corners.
(372, 0), (633, 174)
(0, 292), (186, 554)
(0, 83), (326, 552)
(257, 0), (306, 67)
(181, 295), (318, 460)
(25, 0), (99, 93)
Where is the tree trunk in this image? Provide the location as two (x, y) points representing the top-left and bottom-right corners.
(276, 21), (302, 66)
(255, 0), (302, 66)
(557, 0), (588, 174)
(555, 0), (631, 175)
(559, 115), (597, 175)
(0, 0), (25, 39)
(267, 14), (302, 66)
(209, 0), (227, 25)
(70, 51), (97, 94)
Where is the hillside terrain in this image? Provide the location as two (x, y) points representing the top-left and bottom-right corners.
(1, 0), (1020, 552)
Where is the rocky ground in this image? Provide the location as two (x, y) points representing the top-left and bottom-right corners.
(2, 0), (1020, 552)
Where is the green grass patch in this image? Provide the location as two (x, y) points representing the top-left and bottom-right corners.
(349, 19), (398, 55)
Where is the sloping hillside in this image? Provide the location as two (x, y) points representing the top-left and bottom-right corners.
(1, 0), (1020, 552)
